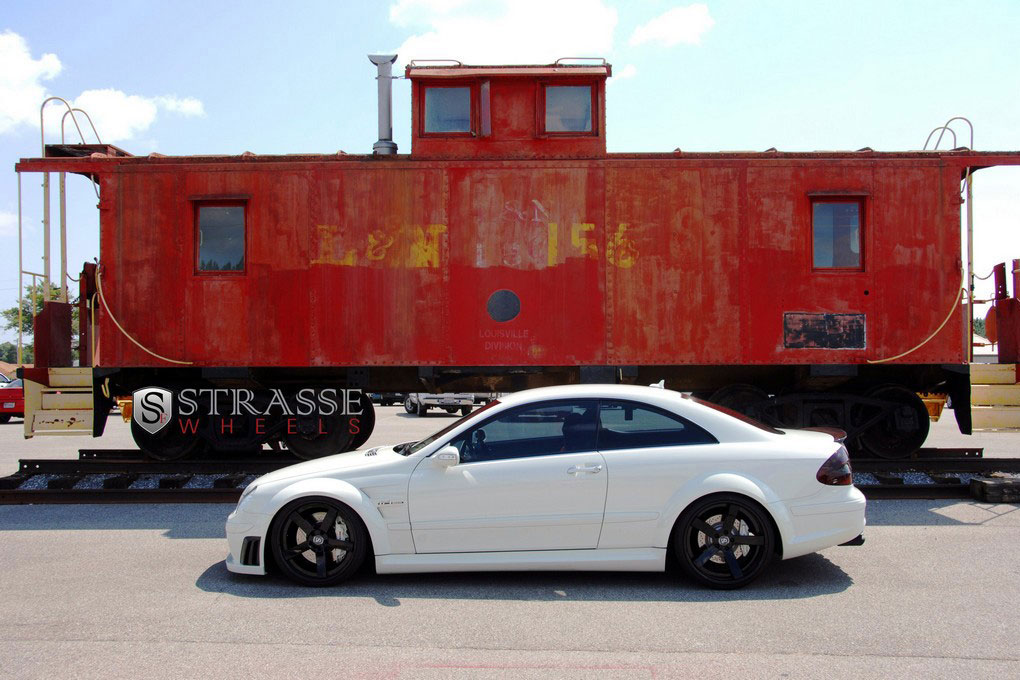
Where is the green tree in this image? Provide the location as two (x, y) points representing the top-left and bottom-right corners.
(0, 342), (32, 365)
(1, 283), (79, 364)
(973, 317), (986, 338)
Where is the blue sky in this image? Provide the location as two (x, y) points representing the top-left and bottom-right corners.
(2, 0), (1018, 343)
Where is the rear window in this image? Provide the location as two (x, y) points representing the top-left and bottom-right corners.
(598, 400), (717, 450)
(687, 395), (784, 434)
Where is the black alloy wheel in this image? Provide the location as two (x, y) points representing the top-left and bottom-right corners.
(675, 494), (774, 589)
(270, 497), (367, 586)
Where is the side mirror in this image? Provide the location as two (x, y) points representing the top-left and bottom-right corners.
(434, 445), (460, 467)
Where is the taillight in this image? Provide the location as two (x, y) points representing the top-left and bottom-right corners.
(817, 446), (853, 486)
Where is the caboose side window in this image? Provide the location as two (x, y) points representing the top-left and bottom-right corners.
(543, 85), (594, 134)
(196, 203), (246, 273)
(812, 200), (863, 270)
(424, 86), (472, 133)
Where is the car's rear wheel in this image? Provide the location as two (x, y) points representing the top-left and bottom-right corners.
(0, 414), (11, 424)
(674, 494), (774, 589)
(416, 402), (428, 417)
(270, 497), (367, 587)
(403, 396), (416, 413)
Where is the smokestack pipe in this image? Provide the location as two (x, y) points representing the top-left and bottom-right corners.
(368, 54), (398, 155)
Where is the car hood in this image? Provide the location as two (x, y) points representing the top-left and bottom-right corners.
(255, 445), (403, 485)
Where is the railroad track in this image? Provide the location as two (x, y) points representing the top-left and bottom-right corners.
(0, 448), (1017, 504)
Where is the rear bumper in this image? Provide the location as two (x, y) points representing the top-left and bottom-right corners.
(776, 486), (867, 560)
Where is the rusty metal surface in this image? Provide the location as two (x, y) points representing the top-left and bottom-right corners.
(13, 150), (1020, 373)
(784, 313), (866, 349)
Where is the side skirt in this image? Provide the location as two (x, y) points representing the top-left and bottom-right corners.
(375, 548), (667, 574)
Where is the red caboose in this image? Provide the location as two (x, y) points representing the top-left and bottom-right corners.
(15, 57), (1020, 459)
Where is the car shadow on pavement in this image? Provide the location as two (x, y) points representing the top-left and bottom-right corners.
(195, 552), (852, 604)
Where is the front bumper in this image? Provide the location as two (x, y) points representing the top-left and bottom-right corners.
(225, 508), (271, 576)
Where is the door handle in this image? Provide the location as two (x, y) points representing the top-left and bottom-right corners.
(567, 464), (603, 475)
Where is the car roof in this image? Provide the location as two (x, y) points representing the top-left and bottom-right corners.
(491, 384), (777, 443)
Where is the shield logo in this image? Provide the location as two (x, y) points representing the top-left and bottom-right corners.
(132, 387), (173, 435)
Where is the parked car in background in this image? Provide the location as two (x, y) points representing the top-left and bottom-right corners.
(0, 378), (25, 423)
(226, 384), (865, 589)
(403, 392), (474, 416)
(368, 393), (405, 407)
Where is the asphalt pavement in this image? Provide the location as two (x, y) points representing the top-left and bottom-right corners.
(0, 407), (1018, 678)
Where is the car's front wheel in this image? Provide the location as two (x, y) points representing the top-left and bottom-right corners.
(270, 497), (368, 586)
(674, 494), (775, 589)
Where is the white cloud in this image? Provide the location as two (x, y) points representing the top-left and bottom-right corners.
(389, 0), (617, 66)
(0, 31), (204, 142)
(629, 4), (715, 47)
(0, 210), (16, 237)
(63, 90), (205, 143)
(617, 64), (637, 79)
(155, 96), (205, 117)
(0, 31), (62, 135)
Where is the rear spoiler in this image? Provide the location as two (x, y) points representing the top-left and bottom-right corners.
(801, 427), (847, 443)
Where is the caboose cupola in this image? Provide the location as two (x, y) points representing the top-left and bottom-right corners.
(406, 59), (610, 158)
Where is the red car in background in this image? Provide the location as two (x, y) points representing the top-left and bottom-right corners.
(0, 377), (24, 423)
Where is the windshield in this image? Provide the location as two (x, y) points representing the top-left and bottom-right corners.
(403, 400), (501, 455)
(686, 395), (784, 435)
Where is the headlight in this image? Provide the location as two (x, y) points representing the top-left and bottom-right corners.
(237, 484), (258, 511)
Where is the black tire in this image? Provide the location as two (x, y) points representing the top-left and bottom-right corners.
(674, 494), (775, 589)
(403, 396), (416, 414)
(0, 414), (11, 424)
(444, 407), (457, 414)
(416, 401), (428, 417)
(270, 496), (368, 587)
(130, 415), (206, 461)
(460, 405), (472, 416)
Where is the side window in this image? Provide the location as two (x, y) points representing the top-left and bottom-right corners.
(196, 203), (246, 273)
(812, 199), (863, 270)
(450, 400), (598, 463)
(424, 86), (472, 134)
(543, 84), (594, 134)
(598, 400), (717, 450)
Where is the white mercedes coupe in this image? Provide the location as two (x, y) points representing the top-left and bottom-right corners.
(225, 384), (865, 589)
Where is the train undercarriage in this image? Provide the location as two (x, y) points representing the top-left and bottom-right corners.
(45, 362), (967, 462)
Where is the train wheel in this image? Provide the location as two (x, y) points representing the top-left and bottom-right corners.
(284, 411), (355, 460)
(349, 393), (375, 450)
(708, 384), (769, 418)
(131, 417), (205, 461)
(852, 385), (930, 459)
